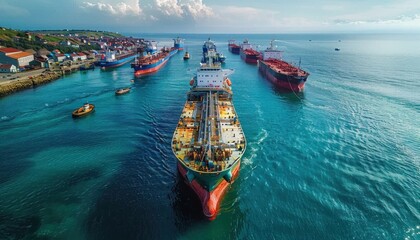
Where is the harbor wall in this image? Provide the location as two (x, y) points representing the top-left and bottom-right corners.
(0, 71), (63, 97)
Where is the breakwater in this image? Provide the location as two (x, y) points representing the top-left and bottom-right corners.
(0, 71), (63, 97)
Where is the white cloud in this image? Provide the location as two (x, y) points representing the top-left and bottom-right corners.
(144, 0), (213, 20)
(334, 14), (420, 29)
(330, 0), (420, 22)
(181, 0), (213, 19)
(80, 0), (213, 23)
(155, 0), (184, 17)
(203, 6), (319, 33)
(3, 0), (420, 33)
(82, 0), (142, 16)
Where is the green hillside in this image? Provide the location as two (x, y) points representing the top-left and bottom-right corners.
(0, 27), (125, 53)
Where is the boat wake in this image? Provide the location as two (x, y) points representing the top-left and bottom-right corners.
(1, 115), (15, 122)
(242, 128), (268, 166)
(1, 89), (115, 123)
(404, 225), (420, 240)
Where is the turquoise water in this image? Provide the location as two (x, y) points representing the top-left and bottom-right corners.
(0, 34), (419, 239)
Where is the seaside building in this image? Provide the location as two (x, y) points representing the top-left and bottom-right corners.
(0, 47), (34, 67)
(54, 53), (66, 62)
(0, 64), (17, 73)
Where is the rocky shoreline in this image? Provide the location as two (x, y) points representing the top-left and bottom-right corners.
(0, 71), (63, 97)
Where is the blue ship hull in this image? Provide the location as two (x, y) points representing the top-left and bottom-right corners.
(98, 54), (136, 69)
(174, 43), (184, 50)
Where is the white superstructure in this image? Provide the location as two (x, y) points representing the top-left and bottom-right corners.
(261, 40), (283, 61)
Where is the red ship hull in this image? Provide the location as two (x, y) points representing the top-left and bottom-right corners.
(240, 49), (261, 64)
(134, 59), (168, 77)
(228, 44), (240, 54)
(178, 161), (241, 219)
(258, 60), (308, 92)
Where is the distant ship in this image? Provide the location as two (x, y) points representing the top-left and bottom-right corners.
(97, 50), (136, 69)
(173, 37), (184, 51)
(202, 38), (226, 63)
(228, 40), (240, 54)
(240, 39), (261, 64)
(131, 40), (178, 77)
(172, 49), (246, 219)
(258, 40), (309, 92)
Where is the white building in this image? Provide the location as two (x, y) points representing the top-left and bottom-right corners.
(0, 64), (17, 73)
(77, 53), (87, 60)
(0, 47), (34, 67)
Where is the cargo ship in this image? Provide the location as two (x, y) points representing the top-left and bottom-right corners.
(97, 50), (136, 69)
(131, 41), (178, 77)
(202, 38), (226, 63)
(172, 50), (246, 219)
(258, 41), (309, 92)
(240, 39), (261, 64)
(228, 40), (240, 54)
(173, 37), (184, 50)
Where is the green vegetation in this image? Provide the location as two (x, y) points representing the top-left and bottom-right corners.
(41, 35), (62, 42)
(0, 28), (20, 41)
(30, 29), (124, 38)
(0, 27), (125, 53)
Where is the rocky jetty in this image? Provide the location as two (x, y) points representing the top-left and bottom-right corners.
(0, 71), (62, 97)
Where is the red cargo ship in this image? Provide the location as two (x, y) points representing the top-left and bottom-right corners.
(258, 41), (309, 92)
(131, 40), (178, 77)
(228, 40), (240, 54)
(239, 39), (261, 64)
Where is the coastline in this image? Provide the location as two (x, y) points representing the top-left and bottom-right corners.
(0, 59), (97, 97)
(0, 71), (63, 97)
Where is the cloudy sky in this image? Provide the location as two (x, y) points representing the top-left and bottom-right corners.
(1, 0), (420, 33)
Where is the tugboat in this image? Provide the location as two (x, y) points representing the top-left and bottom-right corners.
(172, 49), (246, 219)
(258, 40), (310, 92)
(72, 103), (95, 117)
(183, 51), (190, 60)
(115, 87), (131, 95)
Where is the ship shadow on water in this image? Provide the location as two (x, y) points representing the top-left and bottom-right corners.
(169, 173), (208, 225)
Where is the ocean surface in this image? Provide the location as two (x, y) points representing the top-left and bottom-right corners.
(0, 33), (419, 240)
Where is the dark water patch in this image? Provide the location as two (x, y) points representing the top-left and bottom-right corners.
(169, 175), (208, 232)
(0, 152), (34, 184)
(61, 168), (102, 191)
(0, 127), (110, 185)
(0, 214), (41, 240)
(86, 155), (177, 239)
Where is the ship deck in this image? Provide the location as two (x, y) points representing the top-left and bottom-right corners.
(263, 59), (308, 77)
(172, 90), (245, 173)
